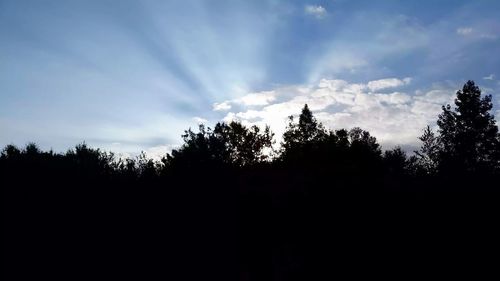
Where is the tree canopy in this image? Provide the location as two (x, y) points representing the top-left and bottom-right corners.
(437, 80), (500, 173)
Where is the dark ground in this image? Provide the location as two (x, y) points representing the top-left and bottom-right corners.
(3, 170), (500, 280)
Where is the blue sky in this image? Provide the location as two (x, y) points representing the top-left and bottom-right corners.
(1, 0), (500, 158)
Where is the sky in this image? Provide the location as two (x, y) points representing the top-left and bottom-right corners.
(1, 0), (500, 159)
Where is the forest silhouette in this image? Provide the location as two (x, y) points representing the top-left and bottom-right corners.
(2, 80), (500, 279)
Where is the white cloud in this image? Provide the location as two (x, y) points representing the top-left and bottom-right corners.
(237, 91), (276, 106)
(217, 78), (456, 150)
(213, 101), (232, 111)
(483, 74), (495, 80)
(305, 5), (327, 19)
(457, 27), (473, 36)
(212, 91), (277, 112)
(367, 77), (412, 91)
(414, 89), (455, 105)
(193, 117), (208, 124)
(144, 144), (178, 161)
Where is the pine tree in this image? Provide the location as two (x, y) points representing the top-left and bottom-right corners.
(414, 126), (440, 174)
(280, 104), (328, 166)
(437, 80), (500, 172)
(282, 104), (326, 150)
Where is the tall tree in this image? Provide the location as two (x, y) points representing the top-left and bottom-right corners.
(282, 104), (327, 152)
(414, 126), (440, 174)
(437, 80), (500, 172)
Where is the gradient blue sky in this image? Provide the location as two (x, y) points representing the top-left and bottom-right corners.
(1, 0), (500, 158)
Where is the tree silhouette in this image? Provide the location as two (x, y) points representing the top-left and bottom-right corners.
(282, 104), (327, 150)
(437, 80), (500, 173)
(414, 125), (440, 174)
(345, 127), (383, 179)
(136, 151), (159, 181)
(213, 121), (274, 167)
(1, 144), (21, 160)
(162, 124), (226, 172)
(65, 142), (116, 180)
(348, 127), (381, 156)
(164, 121), (274, 173)
(383, 146), (409, 176)
(280, 104), (328, 165)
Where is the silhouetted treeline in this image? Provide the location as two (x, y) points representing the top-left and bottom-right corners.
(3, 80), (500, 280)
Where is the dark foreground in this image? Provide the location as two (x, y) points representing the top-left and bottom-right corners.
(3, 170), (500, 280)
